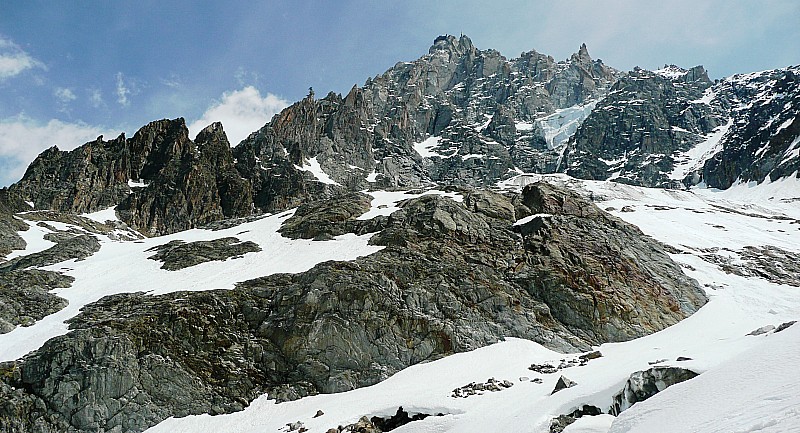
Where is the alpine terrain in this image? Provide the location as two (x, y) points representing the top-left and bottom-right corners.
(0, 35), (798, 433)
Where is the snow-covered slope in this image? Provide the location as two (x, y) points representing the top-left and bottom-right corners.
(141, 175), (800, 433)
(0, 209), (383, 362)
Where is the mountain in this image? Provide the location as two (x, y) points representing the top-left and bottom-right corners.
(0, 35), (798, 432)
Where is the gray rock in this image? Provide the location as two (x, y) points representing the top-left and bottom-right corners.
(611, 366), (699, 415)
(775, 321), (797, 333)
(747, 325), (775, 336)
(551, 375), (577, 394)
(278, 192), (377, 240)
(0, 270), (72, 333)
(145, 237), (261, 271)
(517, 182), (708, 343)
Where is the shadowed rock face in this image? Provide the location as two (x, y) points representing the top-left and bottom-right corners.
(0, 190), (29, 260)
(701, 67), (800, 189)
(0, 270), (72, 333)
(611, 366), (700, 416)
(9, 120), (259, 237)
(564, 66), (719, 187)
(0, 183), (707, 432)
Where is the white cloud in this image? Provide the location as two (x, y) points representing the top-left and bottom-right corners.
(116, 72), (130, 107)
(0, 115), (116, 186)
(188, 86), (289, 146)
(54, 87), (77, 103)
(0, 37), (45, 80)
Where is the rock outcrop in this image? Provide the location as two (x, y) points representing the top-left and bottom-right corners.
(146, 237), (262, 271)
(0, 270), (72, 333)
(0, 183), (707, 432)
(9, 120), (256, 237)
(610, 366), (699, 415)
(0, 189), (30, 260)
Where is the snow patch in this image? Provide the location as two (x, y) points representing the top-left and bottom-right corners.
(3, 220), (56, 260)
(0, 211), (382, 362)
(653, 66), (688, 80)
(358, 190), (463, 221)
(513, 213), (553, 226)
(295, 156), (341, 185)
(515, 121), (534, 131)
(81, 206), (119, 223)
(413, 136), (448, 158)
(669, 119), (733, 180)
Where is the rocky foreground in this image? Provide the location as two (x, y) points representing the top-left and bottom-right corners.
(0, 182), (706, 432)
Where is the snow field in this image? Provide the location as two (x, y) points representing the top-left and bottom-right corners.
(0, 208), (383, 362)
(2, 178), (798, 433)
(146, 178), (800, 432)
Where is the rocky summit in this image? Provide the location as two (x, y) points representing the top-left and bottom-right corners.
(0, 35), (798, 433)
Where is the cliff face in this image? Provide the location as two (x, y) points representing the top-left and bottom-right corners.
(10, 120), (254, 236)
(700, 66), (800, 189)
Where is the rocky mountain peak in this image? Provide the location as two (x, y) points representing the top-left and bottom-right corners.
(571, 42), (592, 65)
(429, 34), (475, 58)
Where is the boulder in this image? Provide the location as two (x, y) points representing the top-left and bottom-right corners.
(611, 366), (699, 415)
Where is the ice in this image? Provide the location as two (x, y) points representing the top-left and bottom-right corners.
(537, 101), (598, 149)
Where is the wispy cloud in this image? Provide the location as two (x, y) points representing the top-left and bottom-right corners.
(0, 36), (45, 80)
(0, 115), (116, 186)
(116, 72), (130, 106)
(160, 73), (182, 89)
(54, 87), (77, 103)
(88, 88), (105, 108)
(188, 86), (289, 146)
(235, 68), (262, 88)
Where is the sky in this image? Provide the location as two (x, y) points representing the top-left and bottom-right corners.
(0, 0), (798, 186)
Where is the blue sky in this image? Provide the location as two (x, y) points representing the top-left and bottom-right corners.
(1, 0), (798, 186)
